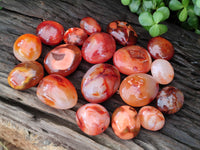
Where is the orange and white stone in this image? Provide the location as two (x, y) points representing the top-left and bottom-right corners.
(112, 105), (140, 140)
(138, 106), (165, 131)
(36, 74), (77, 109)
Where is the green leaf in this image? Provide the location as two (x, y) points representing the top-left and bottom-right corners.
(156, 0), (162, 3)
(181, 21), (193, 30)
(143, 26), (151, 31)
(169, 0), (183, 11)
(187, 5), (195, 17)
(179, 8), (188, 22)
(158, 2), (165, 7)
(182, 0), (190, 7)
(187, 15), (199, 29)
(139, 12), (154, 26)
(151, 0), (157, 10)
(194, 5), (200, 16)
(153, 11), (164, 23)
(129, 0), (141, 13)
(192, 0), (196, 4)
(121, 0), (131, 6)
(195, 29), (200, 34)
(157, 24), (168, 35)
(196, 0), (200, 8)
(149, 24), (168, 37)
(136, 6), (143, 15)
(149, 24), (160, 37)
(157, 6), (170, 21)
(143, 0), (153, 10)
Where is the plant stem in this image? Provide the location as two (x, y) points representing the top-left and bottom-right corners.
(0, 141), (8, 150)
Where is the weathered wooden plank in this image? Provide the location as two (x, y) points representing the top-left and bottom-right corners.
(0, 0), (200, 150)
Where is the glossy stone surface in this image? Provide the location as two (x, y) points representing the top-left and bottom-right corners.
(119, 73), (159, 107)
(148, 36), (174, 60)
(138, 106), (165, 131)
(107, 20), (138, 46)
(82, 32), (116, 64)
(80, 17), (101, 35)
(8, 61), (44, 90)
(44, 44), (82, 77)
(37, 74), (78, 109)
(76, 103), (110, 136)
(13, 34), (42, 62)
(112, 105), (140, 140)
(151, 59), (174, 85)
(81, 63), (120, 103)
(36, 20), (64, 45)
(113, 45), (152, 75)
(63, 27), (88, 46)
(156, 86), (184, 114)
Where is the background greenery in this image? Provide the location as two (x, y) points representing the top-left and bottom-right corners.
(121, 0), (200, 37)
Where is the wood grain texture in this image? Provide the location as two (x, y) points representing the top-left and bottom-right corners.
(0, 0), (200, 150)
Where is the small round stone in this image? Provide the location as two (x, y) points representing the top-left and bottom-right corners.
(44, 44), (82, 77)
(37, 74), (78, 109)
(81, 63), (120, 103)
(112, 105), (140, 140)
(63, 27), (88, 46)
(113, 45), (152, 75)
(147, 36), (174, 60)
(119, 73), (159, 107)
(82, 32), (116, 64)
(8, 61), (44, 90)
(13, 34), (42, 62)
(80, 17), (101, 35)
(138, 106), (165, 131)
(151, 59), (174, 85)
(76, 103), (110, 136)
(156, 86), (184, 114)
(36, 20), (64, 45)
(107, 20), (138, 46)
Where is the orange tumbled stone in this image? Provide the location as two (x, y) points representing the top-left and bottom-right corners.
(76, 103), (110, 136)
(13, 34), (42, 62)
(8, 61), (44, 90)
(36, 74), (78, 109)
(113, 45), (152, 75)
(112, 105), (140, 140)
(44, 44), (82, 77)
(119, 73), (159, 107)
(138, 106), (165, 131)
(81, 63), (120, 103)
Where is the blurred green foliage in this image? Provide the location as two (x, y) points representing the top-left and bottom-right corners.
(121, 0), (200, 36)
